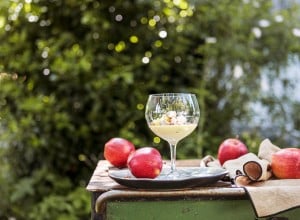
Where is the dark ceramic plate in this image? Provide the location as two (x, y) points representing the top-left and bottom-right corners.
(108, 167), (228, 189)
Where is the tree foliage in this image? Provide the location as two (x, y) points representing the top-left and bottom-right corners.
(0, 0), (299, 219)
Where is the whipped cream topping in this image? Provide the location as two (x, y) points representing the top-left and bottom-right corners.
(151, 111), (187, 125)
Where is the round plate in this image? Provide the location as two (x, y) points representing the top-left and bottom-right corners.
(108, 166), (228, 189)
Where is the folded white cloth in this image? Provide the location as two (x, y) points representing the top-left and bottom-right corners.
(245, 179), (300, 217)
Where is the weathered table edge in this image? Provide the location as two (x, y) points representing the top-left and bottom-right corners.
(95, 186), (247, 214)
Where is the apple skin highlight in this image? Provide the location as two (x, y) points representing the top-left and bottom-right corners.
(271, 148), (300, 179)
(104, 137), (135, 168)
(127, 147), (163, 179)
(218, 138), (248, 165)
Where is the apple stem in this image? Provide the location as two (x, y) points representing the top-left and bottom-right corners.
(169, 143), (177, 173)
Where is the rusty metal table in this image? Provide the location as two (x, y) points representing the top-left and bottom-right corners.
(86, 160), (300, 220)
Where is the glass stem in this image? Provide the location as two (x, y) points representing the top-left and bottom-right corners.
(169, 143), (177, 172)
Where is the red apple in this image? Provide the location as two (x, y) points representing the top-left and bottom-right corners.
(104, 137), (135, 168)
(271, 148), (300, 179)
(127, 147), (163, 179)
(218, 138), (248, 165)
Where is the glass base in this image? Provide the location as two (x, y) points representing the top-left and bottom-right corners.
(159, 166), (192, 180)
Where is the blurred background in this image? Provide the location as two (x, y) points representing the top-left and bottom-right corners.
(0, 0), (300, 219)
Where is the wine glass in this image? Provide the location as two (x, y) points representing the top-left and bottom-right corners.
(145, 93), (200, 176)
